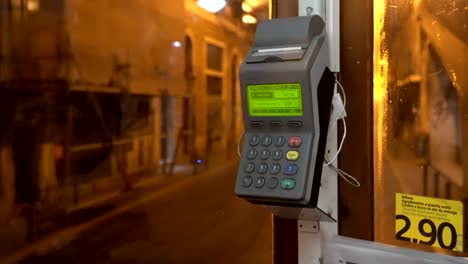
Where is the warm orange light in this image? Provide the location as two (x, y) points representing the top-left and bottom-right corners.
(268, 0), (272, 19)
(373, 0), (388, 241)
(373, 0), (388, 103)
(245, 0), (263, 8)
(27, 0), (39, 11)
(197, 0), (226, 13)
(242, 2), (253, 13)
(242, 14), (257, 24)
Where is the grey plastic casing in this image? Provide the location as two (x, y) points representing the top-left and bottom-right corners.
(234, 16), (331, 206)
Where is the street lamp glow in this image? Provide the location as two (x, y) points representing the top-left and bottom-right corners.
(27, 0), (39, 11)
(242, 2), (253, 13)
(242, 14), (257, 24)
(172, 41), (182, 48)
(197, 0), (227, 13)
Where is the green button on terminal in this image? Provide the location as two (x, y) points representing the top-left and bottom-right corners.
(280, 178), (296, 190)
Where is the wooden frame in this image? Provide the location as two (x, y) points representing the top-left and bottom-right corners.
(338, 0), (374, 241)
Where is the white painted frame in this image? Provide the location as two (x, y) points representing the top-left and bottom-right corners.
(297, 1), (340, 263)
(299, 0), (340, 72)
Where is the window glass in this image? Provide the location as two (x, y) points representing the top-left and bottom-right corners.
(374, 0), (467, 256)
(0, 1), (271, 263)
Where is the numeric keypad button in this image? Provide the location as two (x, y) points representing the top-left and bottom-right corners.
(255, 177), (265, 188)
(270, 164), (281, 175)
(249, 135), (260, 146)
(257, 163), (268, 174)
(260, 149), (270, 160)
(247, 149), (257, 160)
(262, 136), (273, 147)
(242, 176), (253, 187)
(274, 136), (286, 147)
(244, 163), (255, 173)
(272, 150), (283, 161)
(267, 177), (279, 189)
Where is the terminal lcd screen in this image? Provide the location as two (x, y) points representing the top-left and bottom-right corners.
(247, 83), (303, 116)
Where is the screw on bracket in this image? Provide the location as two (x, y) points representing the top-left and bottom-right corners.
(299, 220), (320, 233)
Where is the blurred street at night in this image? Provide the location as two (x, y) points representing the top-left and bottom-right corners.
(10, 162), (273, 264)
(0, 1), (270, 262)
(0, 0), (467, 262)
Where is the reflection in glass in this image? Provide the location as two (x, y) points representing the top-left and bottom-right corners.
(374, 0), (467, 256)
(0, 1), (272, 263)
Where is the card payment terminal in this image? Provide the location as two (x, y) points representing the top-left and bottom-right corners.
(234, 16), (335, 208)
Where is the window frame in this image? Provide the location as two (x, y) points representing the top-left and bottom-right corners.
(203, 36), (226, 97)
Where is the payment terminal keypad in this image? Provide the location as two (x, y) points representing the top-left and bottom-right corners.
(260, 150), (270, 160)
(270, 164), (281, 174)
(274, 136), (286, 146)
(261, 136), (273, 147)
(236, 132), (311, 201)
(247, 149), (257, 160)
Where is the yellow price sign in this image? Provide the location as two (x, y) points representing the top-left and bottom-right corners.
(395, 193), (463, 252)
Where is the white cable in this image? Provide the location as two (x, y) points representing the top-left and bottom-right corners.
(324, 156), (361, 188)
(237, 129), (245, 158)
(324, 79), (347, 167)
(327, 162), (361, 188)
(324, 118), (346, 166)
(336, 79), (346, 107)
(337, 167), (361, 187)
(322, 78), (360, 187)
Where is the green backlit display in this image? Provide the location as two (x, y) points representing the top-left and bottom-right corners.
(247, 83), (303, 116)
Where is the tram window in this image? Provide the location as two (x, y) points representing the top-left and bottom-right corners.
(374, 0), (467, 256)
(0, 0), (272, 262)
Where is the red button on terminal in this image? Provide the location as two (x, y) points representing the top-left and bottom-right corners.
(288, 136), (302, 147)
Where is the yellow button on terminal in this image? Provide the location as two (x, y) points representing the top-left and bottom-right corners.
(286, 151), (299, 161)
